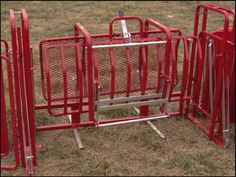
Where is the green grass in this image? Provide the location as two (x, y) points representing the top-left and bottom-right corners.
(1, 1), (235, 176)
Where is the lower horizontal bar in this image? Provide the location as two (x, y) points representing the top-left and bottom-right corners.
(97, 93), (162, 105)
(36, 121), (95, 132)
(99, 99), (168, 111)
(35, 101), (88, 110)
(97, 115), (168, 127)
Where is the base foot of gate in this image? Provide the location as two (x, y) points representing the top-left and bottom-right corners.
(68, 115), (84, 149)
(132, 107), (166, 139)
(146, 121), (165, 139)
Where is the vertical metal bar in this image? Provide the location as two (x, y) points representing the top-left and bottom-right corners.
(21, 9), (37, 166)
(9, 9), (26, 167)
(95, 83), (101, 124)
(225, 78), (230, 131)
(170, 39), (178, 87)
(93, 49), (99, 121)
(45, 48), (52, 115)
(208, 40), (214, 114)
(201, 9), (208, 32)
(17, 27), (30, 146)
(163, 81), (172, 114)
(109, 48), (115, 100)
(74, 23), (95, 123)
(192, 38), (204, 116)
(82, 41), (87, 94)
(221, 71), (226, 139)
(200, 35), (209, 111)
(139, 45), (148, 116)
(93, 49), (99, 82)
(125, 47), (131, 97)
(76, 44), (83, 116)
(229, 52), (235, 123)
(1, 55), (20, 170)
(141, 46), (147, 95)
(71, 44), (81, 123)
(179, 39), (189, 115)
(1, 59), (10, 157)
(60, 46), (68, 114)
(156, 44), (163, 92)
(30, 47), (36, 127)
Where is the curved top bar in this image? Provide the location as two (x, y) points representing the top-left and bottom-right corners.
(109, 16), (144, 39)
(193, 4), (231, 36)
(193, 3), (231, 54)
(74, 22), (92, 48)
(203, 3), (235, 15)
(21, 9), (31, 61)
(144, 18), (172, 41)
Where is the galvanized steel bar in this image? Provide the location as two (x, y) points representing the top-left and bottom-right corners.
(98, 115), (168, 127)
(91, 41), (167, 49)
(96, 93), (162, 105)
(99, 99), (168, 111)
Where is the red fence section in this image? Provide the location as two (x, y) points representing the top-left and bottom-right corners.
(1, 3), (235, 176)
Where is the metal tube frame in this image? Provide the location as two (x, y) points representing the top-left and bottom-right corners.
(1, 5), (235, 176)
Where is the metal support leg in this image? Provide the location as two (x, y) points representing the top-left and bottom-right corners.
(132, 107), (165, 139)
(68, 115), (84, 149)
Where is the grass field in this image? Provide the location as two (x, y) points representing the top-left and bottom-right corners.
(1, 1), (235, 176)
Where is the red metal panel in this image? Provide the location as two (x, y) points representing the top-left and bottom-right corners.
(9, 9), (26, 168)
(189, 3), (235, 146)
(1, 53), (20, 170)
(21, 9), (37, 168)
(2, 6), (234, 176)
(1, 58), (10, 157)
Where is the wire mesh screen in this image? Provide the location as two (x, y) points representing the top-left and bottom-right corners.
(40, 39), (83, 102)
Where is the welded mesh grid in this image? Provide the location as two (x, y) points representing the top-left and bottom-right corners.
(40, 30), (182, 104)
(40, 38), (83, 102)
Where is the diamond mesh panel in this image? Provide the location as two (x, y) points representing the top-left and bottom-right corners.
(39, 30), (181, 103)
(40, 39), (84, 102)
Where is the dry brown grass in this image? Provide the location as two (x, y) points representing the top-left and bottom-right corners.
(1, 1), (235, 176)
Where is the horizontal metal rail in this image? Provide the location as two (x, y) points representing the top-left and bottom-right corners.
(99, 98), (168, 111)
(91, 40), (167, 49)
(96, 93), (162, 105)
(97, 114), (168, 127)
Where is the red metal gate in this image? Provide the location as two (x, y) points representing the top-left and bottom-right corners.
(187, 4), (235, 147)
(1, 3), (235, 176)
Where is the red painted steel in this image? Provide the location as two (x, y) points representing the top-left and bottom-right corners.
(21, 10), (37, 168)
(1, 4), (235, 175)
(2, 9), (36, 174)
(1, 50), (20, 170)
(1, 67), (10, 157)
(9, 9), (27, 167)
(188, 3), (235, 147)
(1, 40), (10, 157)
